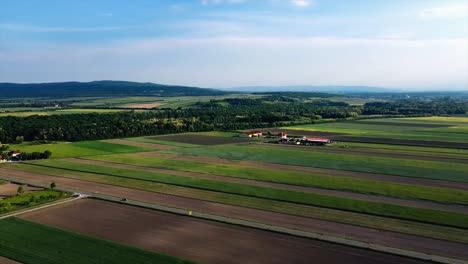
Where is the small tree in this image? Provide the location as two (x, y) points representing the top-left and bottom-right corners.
(43, 150), (52, 159)
(17, 185), (25, 195)
(50, 182), (56, 189)
(15, 136), (24, 143)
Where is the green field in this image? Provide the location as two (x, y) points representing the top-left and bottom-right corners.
(86, 153), (468, 205)
(0, 218), (194, 264)
(0, 190), (69, 215)
(284, 117), (468, 143)
(24, 160), (468, 228)
(7, 141), (152, 159)
(331, 142), (468, 156)
(3, 162), (468, 243)
(126, 137), (200, 147)
(169, 144), (468, 182)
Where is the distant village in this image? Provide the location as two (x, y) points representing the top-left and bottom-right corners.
(240, 130), (332, 146)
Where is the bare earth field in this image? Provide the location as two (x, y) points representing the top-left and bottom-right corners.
(101, 139), (179, 150)
(151, 134), (250, 145)
(1, 167), (466, 260)
(0, 256), (21, 264)
(20, 199), (432, 264)
(71, 158), (468, 214)
(137, 152), (468, 190)
(123, 103), (162, 109)
(0, 183), (42, 198)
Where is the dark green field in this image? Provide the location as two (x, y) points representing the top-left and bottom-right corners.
(0, 218), (195, 264)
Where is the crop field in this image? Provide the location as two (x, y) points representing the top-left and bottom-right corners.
(0, 217), (194, 264)
(169, 144), (468, 182)
(151, 134), (253, 145)
(16, 199), (433, 264)
(283, 117), (468, 145)
(8, 140), (152, 158)
(1, 117), (468, 263)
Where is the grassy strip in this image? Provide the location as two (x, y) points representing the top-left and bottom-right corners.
(3, 163), (468, 243)
(0, 218), (195, 264)
(169, 144), (468, 182)
(86, 154), (468, 205)
(0, 190), (70, 215)
(26, 160), (468, 228)
(125, 137), (200, 147)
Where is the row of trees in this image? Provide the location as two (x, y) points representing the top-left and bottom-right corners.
(362, 98), (468, 115)
(0, 96), (465, 144)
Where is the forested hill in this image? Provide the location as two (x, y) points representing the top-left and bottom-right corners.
(0, 81), (228, 98)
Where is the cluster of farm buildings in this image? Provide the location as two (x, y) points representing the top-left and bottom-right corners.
(240, 130), (332, 145)
(0, 151), (23, 162)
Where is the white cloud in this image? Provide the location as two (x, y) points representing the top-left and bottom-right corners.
(420, 3), (468, 18)
(201, 0), (246, 5)
(290, 0), (311, 8)
(0, 23), (122, 33)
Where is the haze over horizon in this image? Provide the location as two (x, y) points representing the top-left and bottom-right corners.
(1, 0), (467, 91)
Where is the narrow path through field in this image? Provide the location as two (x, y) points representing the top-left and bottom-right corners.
(101, 139), (179, 150)
(0, 167), (466, 260)
(268, 143), (468, 163)
(137, 152), (468, 190)
(71, 158), (468, 214)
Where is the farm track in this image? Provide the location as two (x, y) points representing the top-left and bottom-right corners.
(101, 139), (179, 150)
(71, 158), (468, 214)
(267, 143), (468, 163)
(136, 152), (468, 190)
(19, 199), (433, 264)
(0, 167), (466, 260)
(334, 136), (468, 149)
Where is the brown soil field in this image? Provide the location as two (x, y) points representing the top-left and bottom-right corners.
(71, 158), (468, 214)
(101, 139), (179, 150)
(20, 199), (434, 264)
(334, 136), (468, 149)
(261, 128), (345, 137)
(123, 103), (162, 109)
(152, 134), (248, 145)
(0, 256), (21, 264)
(349, 121), (452, 128)
(1, 167), (466, 260)
(268, 143), (468, 163)
(0, 182), (43, 198)
(137, 152), (468, 190)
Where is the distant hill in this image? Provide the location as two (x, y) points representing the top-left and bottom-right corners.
(224, 85), (396, 93)
(0, 81), (229, 98)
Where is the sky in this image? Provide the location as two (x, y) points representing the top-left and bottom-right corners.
(0, 0), (467, 90)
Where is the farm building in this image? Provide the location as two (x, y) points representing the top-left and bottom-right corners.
(300, 137), (331, 145)
(278, 132), (288, 139)
(240, 130), (263, 138)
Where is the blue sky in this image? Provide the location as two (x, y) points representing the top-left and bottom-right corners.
(0, 0), (467, 90)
